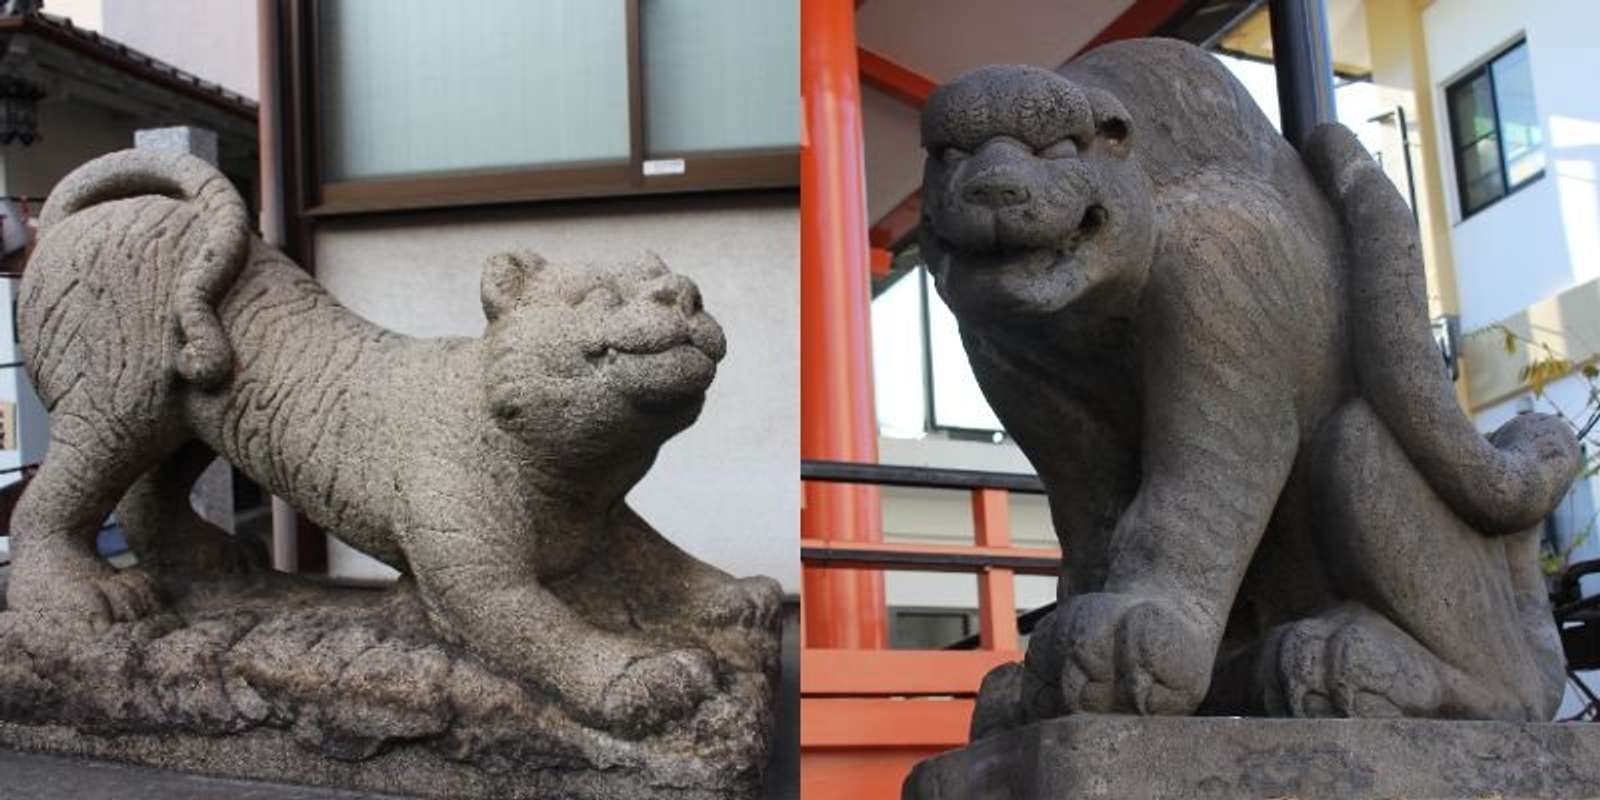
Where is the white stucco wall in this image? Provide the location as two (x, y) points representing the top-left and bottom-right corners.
(39, 0), (101, 31)
(1424, 0), (1600, 331)
(99, 0), (260, 101)
(312, 193), (800, 590)
(39, 1), (258, 100)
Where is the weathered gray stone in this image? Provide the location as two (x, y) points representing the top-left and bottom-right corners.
(132, 127), (237, 537)
(0, 748), (410, 799)
(918, 38), (1578, 732)
(0, 148), (781, 798)
(133, 126), (220, 167)
(903, 715), (1600, 800)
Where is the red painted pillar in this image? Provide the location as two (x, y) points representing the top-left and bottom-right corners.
(800, 0), (887, 650)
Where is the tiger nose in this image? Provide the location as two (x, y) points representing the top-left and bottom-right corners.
(962, 172), (1030, 209)
(649, 274), (703, 315)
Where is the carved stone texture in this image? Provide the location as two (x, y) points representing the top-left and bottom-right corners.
(917, 38), (1578, 734)
(902, 715), (1600, 800)
(1, 149), (781, 798)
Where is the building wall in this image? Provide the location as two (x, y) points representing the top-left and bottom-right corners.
(1426, 0), (1600, 719)
(99, 0), (260, 100)
(1423, 0), (1600, 332)
(38, 0), (258, 100)
(32, 0), (804, 593)
(312, 192), (800, 590)
(39, 0), (100, 31)
(0, 98), (141, 197)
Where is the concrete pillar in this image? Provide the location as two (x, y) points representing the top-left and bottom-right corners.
(134, 125), (234, 534)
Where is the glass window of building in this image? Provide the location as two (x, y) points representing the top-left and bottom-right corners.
(311, 0), (800, 213)
(1446, 40), (1544, 218)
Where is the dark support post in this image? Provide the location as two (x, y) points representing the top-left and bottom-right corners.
(1268, 0), (1336, 149)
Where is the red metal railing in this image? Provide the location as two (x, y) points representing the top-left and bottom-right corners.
(799, 460), (1061, 798)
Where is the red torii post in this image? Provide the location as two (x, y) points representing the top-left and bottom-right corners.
(800, 0), (887, 650)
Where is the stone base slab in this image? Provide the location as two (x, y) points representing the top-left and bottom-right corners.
(903, 715), (1600, 799)
(0, 748), (408, 799)
(0, 573), (776, 800)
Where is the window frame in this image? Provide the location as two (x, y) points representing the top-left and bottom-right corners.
(887, 606), (979, 650)
(917, 266), (1006, 439)
(289, 0), (798, 218)
(1445, 39), (1544, 221)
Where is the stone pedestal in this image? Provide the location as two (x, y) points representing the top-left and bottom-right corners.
(902, 715), (1600, 800)
(0, 749), (409, 799)
(0, 575), (777, 800)
(134, 126), (220, 167)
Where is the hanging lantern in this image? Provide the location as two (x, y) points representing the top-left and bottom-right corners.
(0, 74), (41, 145)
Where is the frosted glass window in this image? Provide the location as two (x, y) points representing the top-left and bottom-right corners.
(642, 0), (800, 156)
(319, 0), (630, 181)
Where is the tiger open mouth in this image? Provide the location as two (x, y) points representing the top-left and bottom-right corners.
(587, 339), (717, 411)
(934, 203), (1108, 273)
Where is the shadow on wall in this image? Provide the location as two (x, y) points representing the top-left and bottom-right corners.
(1550, 116), (1600, 292)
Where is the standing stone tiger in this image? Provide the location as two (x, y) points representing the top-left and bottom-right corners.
(8, 148), (780, 738)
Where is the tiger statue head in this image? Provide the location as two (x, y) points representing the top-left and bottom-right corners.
(919, 64), (1157, 328)
(478, 251), (726, 463)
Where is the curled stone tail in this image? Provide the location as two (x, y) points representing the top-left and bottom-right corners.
(39, 149), (249, 388)
(1302, 123), (1579, 534)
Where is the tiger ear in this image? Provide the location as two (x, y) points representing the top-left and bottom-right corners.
(482, 251), (546, 322)
(1085, 87), (1133, 159)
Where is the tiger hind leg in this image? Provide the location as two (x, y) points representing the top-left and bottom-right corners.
(1302, 399), (1564, 720)
(116, 439), (268, 579)
(5, 402), (171, 630)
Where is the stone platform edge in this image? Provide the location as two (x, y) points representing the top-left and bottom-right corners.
(0, 721), (742, 800)
(903, 715), (1600, 800)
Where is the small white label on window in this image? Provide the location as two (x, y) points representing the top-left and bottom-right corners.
(643, 158), (686, 177)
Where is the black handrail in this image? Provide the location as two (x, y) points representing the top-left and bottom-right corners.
(800, 542), (1059, 574)
(801, 459), (1046, 494)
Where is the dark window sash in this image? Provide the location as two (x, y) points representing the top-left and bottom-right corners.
(1448, 40), (1543, 220)
(294, 0), (798, 218)
(306, 150), (798, 217)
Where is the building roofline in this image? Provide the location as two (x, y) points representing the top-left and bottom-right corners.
(0, 12), (257, 122)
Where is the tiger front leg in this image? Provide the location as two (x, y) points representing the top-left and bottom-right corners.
(1033, 291), (1301, 717)
(401, 510), (718, 738)
(601, 506), (782, 674)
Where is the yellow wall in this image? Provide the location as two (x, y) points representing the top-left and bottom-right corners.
(1460, 277), (1600, 412)
(1363, 0), (1458, 320)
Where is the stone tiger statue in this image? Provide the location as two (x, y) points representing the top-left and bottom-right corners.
(8, 149), (780, 738)
(917, 39), (1577, 732)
